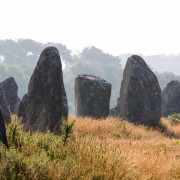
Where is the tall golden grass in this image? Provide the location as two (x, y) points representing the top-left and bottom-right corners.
(0, 115), (179, 179)
(70, 116), (180, 179)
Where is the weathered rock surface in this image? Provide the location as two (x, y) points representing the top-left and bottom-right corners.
(0, 106), (8, 147)
(20, 46), (68, 134)
(119, 55), (162, 126)
(0, 77), (20, 114)
(162, 80), (180, 116)
(75, 74), (111, 118)
(18, 94), (28, 123)
(0, 88), (10, 121)
(109, 97), (120, 116)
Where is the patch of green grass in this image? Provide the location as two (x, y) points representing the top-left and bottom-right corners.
(168, 113), (180, 124)
(114, 122), (132, 139)
(173, 140), (180, 145)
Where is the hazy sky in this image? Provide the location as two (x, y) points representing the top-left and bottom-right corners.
(0, 0), (180, 56)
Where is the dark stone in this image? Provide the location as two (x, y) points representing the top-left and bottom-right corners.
(0, 88), (10, 121)
(0, 106), (8, 147)
(75, 74), (111, 118)
(119, 55), (162, 126)
(18, 94), (28, 123)
(20, 47), (68, 134)
(0, 77), (20, 114)
(162, 80), (180, 116)
(109, 97), (120, 116)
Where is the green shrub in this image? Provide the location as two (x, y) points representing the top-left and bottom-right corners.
(6, 116), (24, 149)
(61, 117), (75, 145)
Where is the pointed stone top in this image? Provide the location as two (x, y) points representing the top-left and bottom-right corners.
(37, 46), (61, 66)
(128, 55), (148, 67)
(167, 80), (180, 87)
(42, 46), (59, 54)
(0, 77), (18, 90)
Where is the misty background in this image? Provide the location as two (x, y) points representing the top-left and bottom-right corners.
(0, 39), (180, 113)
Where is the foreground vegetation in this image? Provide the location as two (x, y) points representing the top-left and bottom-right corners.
(0, 116), (179, 179)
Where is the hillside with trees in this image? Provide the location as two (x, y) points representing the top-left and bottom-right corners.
(0, 39), (180, 113)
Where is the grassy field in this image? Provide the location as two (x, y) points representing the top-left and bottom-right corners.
(0, 115), (179, 179)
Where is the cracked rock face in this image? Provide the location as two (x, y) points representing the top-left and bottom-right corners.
(119, 55), (162, 126)
(162, 80), (180, 116)
(0, 77), (20, 114)
(19, 46), (68, 134)
(0, 106), (8, 147)
(75, 74), (111, 118)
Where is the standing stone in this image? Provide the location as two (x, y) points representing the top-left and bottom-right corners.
(109, 97), (120, 116)
(162, 80), (180, 116)
(119, 55), (162, 126)
(0, 88), (10, 121)
(18, 94), (28, 123)
(20, 46), (68, 134)
(0, 106), (8, 147)
(0, 77), (20, 114)
(75, 74), (111, 118)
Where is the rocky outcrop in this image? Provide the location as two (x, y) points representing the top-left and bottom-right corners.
(75, 74), (111, 118)
(20, 46), (68, 134)
(119, 55), (162, 126)
(0, 77), (20, 114)
(0, 88), (10, 121)
(162, 80), (180, 116)
(0, 106), (8, 147)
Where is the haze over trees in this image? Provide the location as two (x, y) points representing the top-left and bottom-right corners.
(0, 39), (180, 113)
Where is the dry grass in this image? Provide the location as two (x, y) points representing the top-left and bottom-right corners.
(68, 115), (180, 179)
(160, 117), (180, 138)
(0, 116), (179, 179)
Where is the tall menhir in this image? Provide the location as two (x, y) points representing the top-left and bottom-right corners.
(19, 47), (68, 134)
(119, 55), (162, 126)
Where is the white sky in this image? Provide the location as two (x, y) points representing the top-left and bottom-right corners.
(0, 0), (180, 56)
